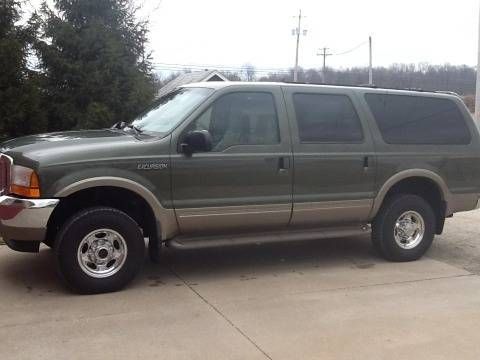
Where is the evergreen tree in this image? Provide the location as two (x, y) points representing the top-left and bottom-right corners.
(0, 0), (46, 139)
(34, 0), (156, 131)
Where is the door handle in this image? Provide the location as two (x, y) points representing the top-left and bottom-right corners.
(363, 156), (369, 171)
(278, 157), (290, 173)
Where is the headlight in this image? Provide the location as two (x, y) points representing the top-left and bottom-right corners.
(10, 165), (40, 198)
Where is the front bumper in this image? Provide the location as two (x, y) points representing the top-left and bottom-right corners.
(0, 195), (59, 242)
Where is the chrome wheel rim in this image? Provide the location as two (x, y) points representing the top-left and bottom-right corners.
(394, 211), (425, 250)
(77, 229), (128, 278)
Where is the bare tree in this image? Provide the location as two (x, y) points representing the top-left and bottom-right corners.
(242, 63), (256, 82)
(223, 71), (242, 81)
(259, 64), (476, 95)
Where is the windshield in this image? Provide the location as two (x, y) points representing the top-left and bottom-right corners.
(131, 87), (214, 133)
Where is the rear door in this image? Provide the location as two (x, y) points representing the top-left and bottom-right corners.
(282, 86), (376, 227)
(171, 85), (293, 234)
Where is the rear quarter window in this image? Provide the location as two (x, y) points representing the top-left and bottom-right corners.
(364, 93), (471, 145)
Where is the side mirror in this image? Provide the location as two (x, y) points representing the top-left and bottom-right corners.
(181, 130), (213, 154)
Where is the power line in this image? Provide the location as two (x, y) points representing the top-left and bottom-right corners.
(152, 62), (291, 71)
(152, 62), (293, 73)
(332, 41), (369, 56)
(315, 39), (372, 84)
(152, 67), (293, 75)
(153, 38), (370, 78)
(152, 63), (294, 75)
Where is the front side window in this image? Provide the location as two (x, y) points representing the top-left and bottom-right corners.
(187, 92), (280, 152)
(293, 93), (364, 143)
(365, 93), (471, 145)
(131, 87), (214, 133)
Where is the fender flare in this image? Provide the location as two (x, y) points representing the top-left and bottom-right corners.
(55, 176), (178, 240)
(370, 169), (450, 219)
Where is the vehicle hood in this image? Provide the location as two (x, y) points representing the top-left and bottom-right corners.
(0, 129), (157, 167)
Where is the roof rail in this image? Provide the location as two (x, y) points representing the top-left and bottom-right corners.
(433, 90), (461, 97)
(280, 81), (460, 95)
(281, 81), (378, 89)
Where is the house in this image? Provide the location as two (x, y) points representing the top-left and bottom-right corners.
(157, 70), (228, 98)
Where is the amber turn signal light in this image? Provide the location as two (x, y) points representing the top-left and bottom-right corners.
(9, 166), (41, 198)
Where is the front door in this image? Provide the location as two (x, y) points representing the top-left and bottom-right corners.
(282, 86), (376, 227)
(171, 86), (293, 234)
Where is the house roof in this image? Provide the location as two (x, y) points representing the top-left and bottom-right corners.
(157, 70), (228, 98)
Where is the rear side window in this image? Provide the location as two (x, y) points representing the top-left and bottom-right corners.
(365, 94), (471, 145)
(293, 93), (363, 143)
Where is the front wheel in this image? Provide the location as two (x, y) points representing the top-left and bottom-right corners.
(372, 194), (436, 262)
(55, 207), (145, 294)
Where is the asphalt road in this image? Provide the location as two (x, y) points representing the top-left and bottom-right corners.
(1, 211), (480, 359)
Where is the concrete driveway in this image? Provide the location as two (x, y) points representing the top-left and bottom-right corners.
(1, 211), (480, 360)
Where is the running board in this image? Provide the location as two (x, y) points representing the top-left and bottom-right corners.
(166, 225), (371, 250)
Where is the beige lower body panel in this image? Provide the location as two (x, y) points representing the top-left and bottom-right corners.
(176, 200), (373, 234)
(447, 193), (479, 215)
(290, 199), (373, 226)
(176, 204), (292, 234)
(174, 193), (478, 238)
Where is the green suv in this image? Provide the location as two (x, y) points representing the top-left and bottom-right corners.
(1, 82), (479, 293)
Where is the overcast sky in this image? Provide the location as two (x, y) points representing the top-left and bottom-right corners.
(28, 0), (480, 74)
(140, 0), (479, 74)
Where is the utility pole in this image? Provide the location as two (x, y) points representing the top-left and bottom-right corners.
(368, 36), (373, 85)
(476, 4), (480, 121)
(292, 10), (307, 82)
(317, 47), (332, 83)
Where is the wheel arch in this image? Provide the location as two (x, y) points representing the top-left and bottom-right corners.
(370, 170), (450, 228)
(53, 177), (178, 241)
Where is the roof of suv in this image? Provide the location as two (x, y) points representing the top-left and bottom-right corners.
(182, 81), (460, 99)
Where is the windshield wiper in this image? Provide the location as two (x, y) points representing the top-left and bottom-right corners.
(111, 121), (127, 130)
(124, 124), (144, 134)
(111, 121), (143, 134)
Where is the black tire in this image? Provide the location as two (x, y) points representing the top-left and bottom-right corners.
(372, 194), (436, 262)
(54, 207), (145, 294)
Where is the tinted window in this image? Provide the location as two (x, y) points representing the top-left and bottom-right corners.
(365, 94), (471, 145)
(188, 92), (280, 152)
(293, 94), (363, 143)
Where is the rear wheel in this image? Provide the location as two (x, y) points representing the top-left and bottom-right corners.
(372, 194), (435, 262)
(55, 207), (145, 294)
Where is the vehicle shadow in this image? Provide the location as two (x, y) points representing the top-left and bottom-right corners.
(156, 234), (379, 279)
(0, 246), (68, 295)
(0, 234), (378, 294)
